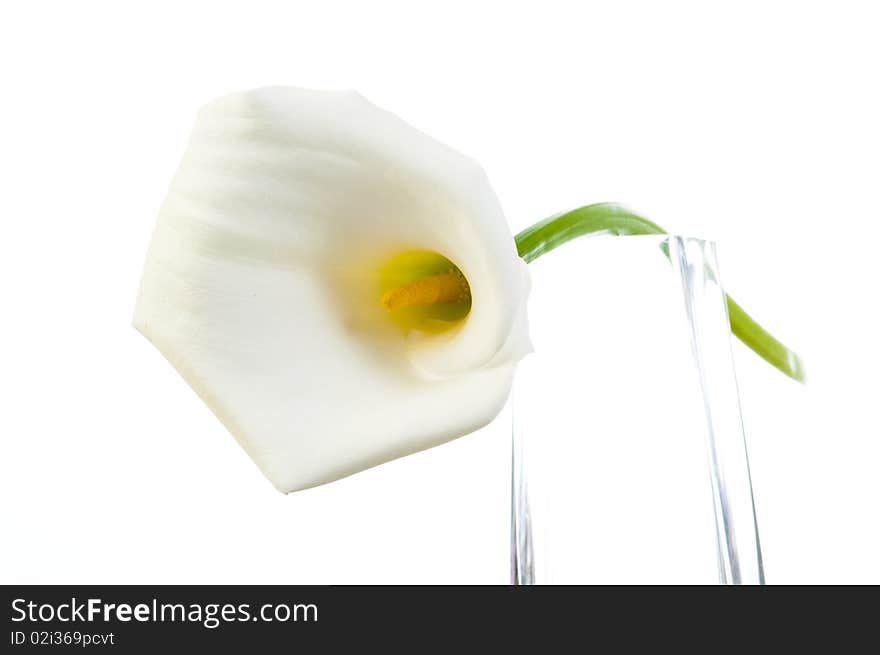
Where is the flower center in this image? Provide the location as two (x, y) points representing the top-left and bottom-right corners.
(379, 250), (472, 333)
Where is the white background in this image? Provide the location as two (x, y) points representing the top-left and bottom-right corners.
(2, 1), (878, 584)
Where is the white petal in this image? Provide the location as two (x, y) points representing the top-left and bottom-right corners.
(134, 87), (530, 492)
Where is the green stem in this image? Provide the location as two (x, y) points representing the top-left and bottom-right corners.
(514, 202), (805, 382)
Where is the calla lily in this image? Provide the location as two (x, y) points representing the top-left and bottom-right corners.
(136, 87), (805, 495)
(134, 87), (532, 493)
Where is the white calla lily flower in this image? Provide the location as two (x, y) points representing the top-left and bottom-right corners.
(134, 87), (532, 493)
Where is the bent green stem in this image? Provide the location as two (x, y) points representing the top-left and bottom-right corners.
(514, 202), (805, 382)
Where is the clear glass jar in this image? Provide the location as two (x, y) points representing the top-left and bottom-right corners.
(511, 235), (763, 584)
